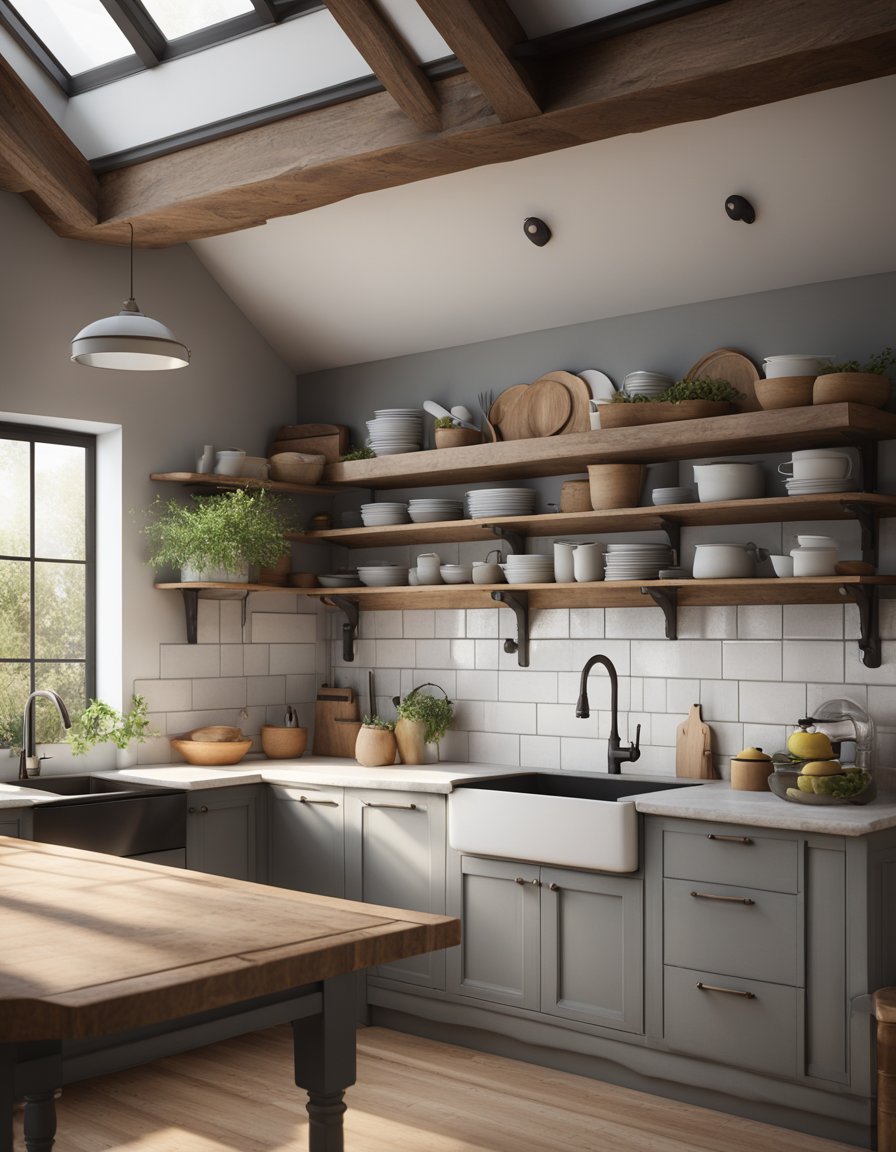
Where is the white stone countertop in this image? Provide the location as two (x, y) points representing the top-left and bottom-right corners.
(1, 759), (894, 836)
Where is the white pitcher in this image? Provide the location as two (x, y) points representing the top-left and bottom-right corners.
(573, 542), (605, 582)
(553, 541), (577, 584)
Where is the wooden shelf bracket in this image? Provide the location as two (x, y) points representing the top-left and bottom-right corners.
(839, 583), (882, 668)
(329, 596), (360, 662)
(640, 586), (678, 639)
(490, 590), (529, 667)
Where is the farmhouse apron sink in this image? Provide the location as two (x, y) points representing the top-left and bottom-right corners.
(449, 773), (704, 874)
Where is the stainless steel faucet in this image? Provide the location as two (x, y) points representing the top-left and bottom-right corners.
(576, 654), (640, 774)
(18, 690), (72, 779)
(804, 698), (874, 772)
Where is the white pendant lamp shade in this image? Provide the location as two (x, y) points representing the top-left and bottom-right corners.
(71, 225), (190, 371)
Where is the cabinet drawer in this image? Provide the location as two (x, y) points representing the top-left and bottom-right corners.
(664, 878), (799, 985)
(664, 965), (799, 1077)
(664, 828), (799, 893)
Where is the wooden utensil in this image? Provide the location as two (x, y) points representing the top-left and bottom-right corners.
(685, 349), (761, 412)
(489, 384), (530, 440)
(526, 378), (572, 436)
(532, 371), (591, 432)
(312, 685), (362, 757)
(675, 703), (716, 778)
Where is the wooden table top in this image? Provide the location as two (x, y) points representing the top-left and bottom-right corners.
(0, 838), (460, 1043)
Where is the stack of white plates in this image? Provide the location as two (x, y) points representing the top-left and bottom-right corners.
(466, 488), (537, 518)
(785, 477), (858, 496)
(408, 498), (464, 523)
(652, 486), (697, 506)
(357, 564), (409, 587)
(500, 554), (555, 584)
(360, 502), (409, 526)
(622, 371), (674, 398)
(366, 409), (423, 455)
(604, 542), (674, 581)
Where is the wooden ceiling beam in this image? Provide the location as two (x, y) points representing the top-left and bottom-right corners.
(325, 0), (441, 133)
(415, 0), (541, 122)
(0, 56), (98, 229)
(11, 0), (896, 247)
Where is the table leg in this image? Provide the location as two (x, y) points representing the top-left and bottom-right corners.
(23, 1092), (56, 1152)
(0, 1048), (13, 1152)
(292, 974), (357, 1152)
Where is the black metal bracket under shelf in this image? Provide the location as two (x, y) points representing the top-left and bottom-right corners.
(483, 524), (525, 556)
(839, 583), (882, 668)
(490, 590), (529, 667)
(640, 586), (678, 639)
(180, 588), (249, 644)
(841, 500), (880, 569)
(329, 596), (360, 662)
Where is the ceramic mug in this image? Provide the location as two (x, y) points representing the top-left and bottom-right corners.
(553, 541), (577, 584)
(573, 542), (604, 582)
(778, 454), (852, 480)
(415, 553), (442, 584)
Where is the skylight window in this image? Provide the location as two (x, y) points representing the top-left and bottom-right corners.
(9, 0), (134, 75)
(140, 0), (255, 42)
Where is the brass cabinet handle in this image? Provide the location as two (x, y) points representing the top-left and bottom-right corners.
(299, 796), (339, 807)
(706, 833), (753, 844)
(696, 981), (756, 999)
(364, 801), (418, 810)
(689, 890), (755, 905)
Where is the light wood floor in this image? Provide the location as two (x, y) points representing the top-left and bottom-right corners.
(15, 1026), (863, 1152)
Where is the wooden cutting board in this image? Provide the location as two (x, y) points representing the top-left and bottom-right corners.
(685, 348), (761, 412)
(526, 378), (572, 436)
(312, 685), (361, 757)
(675, 703), (716, 778)
(532, 371), (591, 433)
(489, 385), (530, 440)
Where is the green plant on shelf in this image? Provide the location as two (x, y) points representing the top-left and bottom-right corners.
(67, 695), (155, 755)
(341, 446), (376, 461)
(361, 714), (396, 731)
(394, 683), (454, 745)
(611, 378), (741, 404)
(817, 347), (895, 376)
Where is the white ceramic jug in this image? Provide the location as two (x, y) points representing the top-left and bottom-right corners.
(553, 541), (577, 584)
(572, 542), (604, 582)
(415, 553), (442, 584)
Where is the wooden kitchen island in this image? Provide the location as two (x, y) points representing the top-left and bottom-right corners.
(0, 837), (460, 1152)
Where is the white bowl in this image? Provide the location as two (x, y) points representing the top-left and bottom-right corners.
(770, 554), (794, 578)
(440, 565), (472, 584)
(790, 548), (837, 576)
(693, 462), (763, 502)
(692, 543), (755, 579)
(214, 449), (246, 476)
(763, 355), (832, 378)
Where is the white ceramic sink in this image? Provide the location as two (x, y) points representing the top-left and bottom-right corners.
(448, 773), (703, 874)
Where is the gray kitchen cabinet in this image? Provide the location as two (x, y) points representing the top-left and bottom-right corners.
(447, 853), (643, 1032)
(267, 782), (345, 897)
(344, 789), (447, 989)
(185, 785), (262, 880)
(0, 806), (31, 840)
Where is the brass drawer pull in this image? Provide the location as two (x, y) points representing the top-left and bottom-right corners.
(697, 981), (756, 999)
(364, 801), (418, 810)
(299, 796), (339, 807)
(706, 833), (753, 844)
(690, 890), (755, 905)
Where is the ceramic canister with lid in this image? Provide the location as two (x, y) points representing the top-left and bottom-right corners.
(730, 746), (773, 791)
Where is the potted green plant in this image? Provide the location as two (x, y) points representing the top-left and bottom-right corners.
(814, 347), (895, 408)
(355, 714), (397, 767)
(434, 414), (480, 450)
(142, 487), (295, 582)
(67, 695), (155, 768)
(392, 684), (454, 764)
(602, 378), (741, 428)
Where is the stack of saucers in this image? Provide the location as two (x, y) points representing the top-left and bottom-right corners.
(408, 497), (465, 523)
(785, 476), (858, 496)
(622, 371), (674, 398)
(366, 409), (423, 455)
(466, 488), (537, 518)
(604, 542), (674, 581)
(500, 553), (555, 584)
(360, 501), (409, 527)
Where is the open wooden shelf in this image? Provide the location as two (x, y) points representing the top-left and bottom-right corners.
(150, 471), (342, 495)
(295, 492), (896, 549)
(321, 404), (896, 490)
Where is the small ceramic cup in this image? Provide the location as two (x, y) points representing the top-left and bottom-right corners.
(770, 554), (794, 578)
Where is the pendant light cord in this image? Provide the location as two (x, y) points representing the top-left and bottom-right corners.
(128, 222), (135, 302)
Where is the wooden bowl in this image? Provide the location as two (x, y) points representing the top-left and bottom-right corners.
(560, 479), (591, 513)
(261, 725), (308, 759)
(813, 373), (891, 408)
(188, 725), (243, 742)
(754, 376), (814, 409)
(268, 452), (326, 484)
(171, 737), (253, 766)
(434, 427), (481, 449)
(598, 400), (732, 428)
(587, 463), (644, 511)
(288, 571), (319, 587)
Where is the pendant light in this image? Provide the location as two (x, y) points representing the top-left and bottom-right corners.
(71, 224), (190, 370)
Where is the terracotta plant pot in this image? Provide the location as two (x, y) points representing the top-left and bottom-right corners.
(355, 725), (397, 767)
(754, 376), (814, 410)
(434, 427), (481, 449)
(394, 717), (428, 765)
(259, 555), (291, 585)
(812, 372), (891, 408)
(598, 400), (732, 428)
(587, 463), (644, 511)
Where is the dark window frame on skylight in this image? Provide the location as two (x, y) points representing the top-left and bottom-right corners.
(0, 0), (323, 95)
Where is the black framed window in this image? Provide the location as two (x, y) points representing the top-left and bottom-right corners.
(0, 424), (96, 748)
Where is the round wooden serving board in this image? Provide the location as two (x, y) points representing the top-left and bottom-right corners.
(685, 348), (761, 412)
(526, 378), (572, 436)
(533, 371), (592, 433)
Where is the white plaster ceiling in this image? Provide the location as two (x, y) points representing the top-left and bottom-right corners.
(190, 74), (896, 375)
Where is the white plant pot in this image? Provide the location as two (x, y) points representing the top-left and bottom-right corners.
(181, 563), (250, 583)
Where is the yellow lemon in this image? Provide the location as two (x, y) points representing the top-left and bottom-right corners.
(787, 729), (834, 760)
(799, 759), (842, 776)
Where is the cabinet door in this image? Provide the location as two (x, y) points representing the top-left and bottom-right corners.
(447, 855), (541, 1010)
(268, 784), (345, 897)
(541, 867), (643, 1033)
(186, 786), (259, 880)
(345, 790), (446, 989)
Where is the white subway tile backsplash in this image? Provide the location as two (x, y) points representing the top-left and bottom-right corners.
(438, 729), (469, 762)
(373, 611), (404, 638)
(845, 642), (896, 685)
(247, 676), (286, 706)
(484, 702), (538, 735)
(707, 720), (745, 757)
(530, 609), (570, 638)
(435, 610), (466, 638)
(782, 641), (844, 684)
(220, 644), (244, 678)
(538, 702), (597, 739)
(650, 712), (680, 747)
(741, 724), (787, 755)
(722, 641), (782, 681)
(270, 644), (317, 675)
(242, 644), (269, 676)
(631, 640), (720, 680)
(739, 681), (806, 726)
(678, 606), (737, 639)
(251, 612), (316, 644)
(666, 678), (699, 715)
(569, 608), (604, 639)
(220, 600), (244, 643)
(699, 679), (739, 722)
(160, 644), (220, 679)
(560, 736), (604, 773)
(196, 601), (220, 644)
(520, 734), (561, 770)
(451, 640), (476, 669)
(401, 669), (456, 699)
(373, 638), (417, 668)
(606, 607), (665, 639)
(452, 699), (486, 732)
(499, 670), (558, 703)
(457, 670), (498, 701)
(736, 605), (782, 639)
(134, 678), (192, 712)
(468, 731), (519, 766)
(467, 609), (500, 638)
(403, 611), (435, 638)
(417, 639), (452, 667)
(192, 677), (247, 710)
(783, 604), (844, 639)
